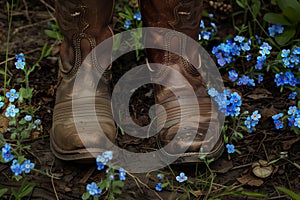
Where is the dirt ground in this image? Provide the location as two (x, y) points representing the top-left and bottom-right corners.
(0, 0), (299, 199)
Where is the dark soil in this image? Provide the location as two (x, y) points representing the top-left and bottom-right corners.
(0, 0), (299, 199)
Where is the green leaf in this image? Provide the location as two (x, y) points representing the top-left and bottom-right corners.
(41, 43), (50, 58)
(113, 188), (122, 195)
(278, 0), (300, 12)
(82, 192), (90, 200)
(18, 118), (27, 125)
(13, 175), (23, 182)
(118, 13), (129, 20)
(112, 180), (124, 188)
(276, 187), (300, 200)
(0, 70), (6, 75)
(263, 13), (291, 25)
(17, 155), (26, 164)
(275, 29), (296, 45)
(44, 30), (62, 40)
(161, 182), (169, 188)
(251, 0), (261, 18)
(0, 188), (8, 197)
(18, 183), (35, 198)
(236, 0), (247, 9)
(241, 191), (268, 197)
(19, 87), (33, 100)
(291, 126), (300, 135)
(283, 7), (300, 22)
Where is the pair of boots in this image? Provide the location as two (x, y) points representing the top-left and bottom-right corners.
(50, 0), (224, 164)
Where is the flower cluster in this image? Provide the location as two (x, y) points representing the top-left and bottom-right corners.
(11, 159), (34, 176)
(272, 113), (284, 129)
(155, 173), (164, 191)
(118, 168), (126, 181)
(124, 20), (132, 29)
(199, 14), (217, 41)
(96, 150), (113, 171)
(274, 71), (297, 87)
(5, 104), (19, 117)
(268, 23), (284, 38)
(281, 47), (300, 68)
(244, 110), (261, 133)
(6, 89), (19, 102)
(85, 151), (127, 198)
(1, 144), (35, 176)
(287, 106), (300, 128)
(86, 182), (102, 198)
(33, 119), (42, 130)
(123, 11), (141, 29)
(176, 172), (188, 183)
(288, 91), (297, 100)
(15, 53), (26, 70)
(4, 90), (20, 115)
(1, 143), (14, 162)
(212, 36), (251, 67)
(208, 88), (242, 117)
(226, 144), (235, 154)
(255, 42), (272, 70)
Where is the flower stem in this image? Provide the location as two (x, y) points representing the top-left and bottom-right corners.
(4, 0), (14, 94)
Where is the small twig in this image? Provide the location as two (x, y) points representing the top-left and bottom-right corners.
(26, 149), (42, 166)
(262, 143), (270, 162)
(22, 0), (31, 23)
(285, 172), (292, 189)
(12, 17), (55, 35)
(0, 47), (43, 66)
(231, 163), (252, 170)
(256, 131), (267, 154)
(79, 166), (96, 183)
(50, 160), (60, 200)
(127, 172), (164, 200)
(39, 0), (55, 12)
(267, 195), (289, 199)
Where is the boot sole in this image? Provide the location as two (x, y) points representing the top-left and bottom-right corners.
(50, 127), (224, 164)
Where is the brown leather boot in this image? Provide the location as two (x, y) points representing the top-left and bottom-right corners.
(51, 0), (116, 161)
(139, 0), (224, 163)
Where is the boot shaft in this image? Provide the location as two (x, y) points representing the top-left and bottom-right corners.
(55, 0), (114, 76)
(139, 0), (203, 40)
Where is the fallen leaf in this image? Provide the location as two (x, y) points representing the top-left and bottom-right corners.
(32, 131), (40, 140)
(246, 88), (272, 100)
(0, 116), (9, 133)
(260, 106), (277, 122)
(211, 159), (233, 174)
(237, 173), (264, 187)
(252, 160), (274, 179)
(193, 190), (203, 197)
(282, 137), (300, 150)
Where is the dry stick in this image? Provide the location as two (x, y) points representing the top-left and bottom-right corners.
(12, 17), (55, 35)
(127, 171), (164, 200)
(256, 131), (267, 154)
(0, 47), (43, 66)
(50, 160), (60, 200)
(39, 0), (55, 12)
(79, 166), (96, 184)
(285, 172), (292, 190)
(22, 0), (31, 23)
(231, 163), (252, 170)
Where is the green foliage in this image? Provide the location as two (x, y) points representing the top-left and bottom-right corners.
(263, 0), (300, 45)
(276, 187), (300, 200)
(117, 6), (144, 61)
(44, 21), (63, 41)
(11, 179), (35, 200)
(0, 188), (8, 198)
(209, 186), (267, 199)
